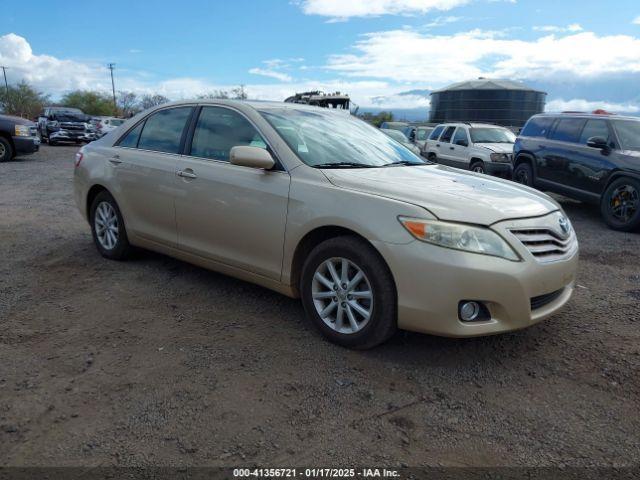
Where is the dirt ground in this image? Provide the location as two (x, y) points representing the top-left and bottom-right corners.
(1, 145), (639, 468)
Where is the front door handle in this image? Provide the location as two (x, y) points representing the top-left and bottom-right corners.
(450, 146), (455, 150)
(177, 169), (197, 179)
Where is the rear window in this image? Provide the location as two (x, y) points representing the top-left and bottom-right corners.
(520, 117), (554, 138)
(549, 118), (586, 143)
(111, 119), (125, 126)
(137, 107), (193, 154)
(429, 125), (444, 140)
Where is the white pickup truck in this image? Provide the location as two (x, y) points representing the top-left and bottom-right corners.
(423, 122), (516, 177)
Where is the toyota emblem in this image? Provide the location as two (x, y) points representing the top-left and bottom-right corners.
(558, 216), (570, 236)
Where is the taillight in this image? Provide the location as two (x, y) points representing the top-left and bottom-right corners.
(75, 151), (84, 167)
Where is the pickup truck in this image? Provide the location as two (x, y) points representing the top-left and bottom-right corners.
(0, 114), (40, 162)
(37, 107), (97, 145)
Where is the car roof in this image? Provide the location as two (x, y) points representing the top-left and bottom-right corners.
(437, 122), (505, 129)
(531, 113), (640, 122)
(147, 99), (352, 115)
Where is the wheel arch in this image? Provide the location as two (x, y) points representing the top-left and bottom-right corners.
(86, 184), (111, 219)
(604, 170), (640, 191)
(289, 225), (397, 298)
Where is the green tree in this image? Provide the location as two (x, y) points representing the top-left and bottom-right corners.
(60, 90), (116, 116)
(117, 91), (140, 118)
(358, 111), (394, 128)
(0, 81), (50, 120)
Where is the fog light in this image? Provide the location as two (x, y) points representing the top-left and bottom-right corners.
(459, 301), (481, 322)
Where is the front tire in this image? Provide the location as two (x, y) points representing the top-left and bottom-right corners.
(300, 236), (397, 349)
(0, 137), (13, 162)
(513, 162), (534, 187)
(600, 177), (640, 232)
(89, 191), (131, 260)
(470, 160), (485, 174)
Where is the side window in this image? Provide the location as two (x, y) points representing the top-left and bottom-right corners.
(452, 128), (469, 146)
(137, 107), (193, 154)
(579, 120), (610, 144)
(549, 118), (586, 143)
(429, 125), (444, 140)
(117, 122), (144, 148)
(520, 117), (554, 138)
(189, 106), (267, 162)
(440, 126), (456, 143)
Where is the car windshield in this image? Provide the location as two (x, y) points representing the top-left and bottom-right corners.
(259, 108), (427, 168)
(382, 129), (409, 143)
(469, 127), (516, 144)
(416, 128), (433, 140)
(55, 114), (88, 122)
(612, 120), (640, 151)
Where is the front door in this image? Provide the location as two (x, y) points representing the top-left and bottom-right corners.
(174, 106), (290, 281)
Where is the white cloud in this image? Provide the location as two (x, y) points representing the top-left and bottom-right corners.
(546, 98), (640, 114)
(425, 16), (463, 28)
(633, 16), (640, 25)
(248, 67), (293, 82)
(0, 33), (113, 92)
(326, 29), (640, 84)
(533, 24), (583, 33)
(298, 0), (471, 20)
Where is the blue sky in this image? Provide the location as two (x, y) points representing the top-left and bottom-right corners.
(2, 0), (640, 115)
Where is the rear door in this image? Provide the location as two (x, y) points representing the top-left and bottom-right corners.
(111, 106), (194, 246)
(174, 105), (290, 280)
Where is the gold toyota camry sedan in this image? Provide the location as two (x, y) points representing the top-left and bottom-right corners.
(73, 100), (578, 349)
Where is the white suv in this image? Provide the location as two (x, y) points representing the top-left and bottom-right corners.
(423, 123), (516, 176)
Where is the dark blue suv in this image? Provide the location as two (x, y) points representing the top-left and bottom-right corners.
(513, 113), (640, 231)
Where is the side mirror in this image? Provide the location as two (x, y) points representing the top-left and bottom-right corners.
(587, 136), (609, 150)
(230, 146), (275, 170)
(455, 140), (468, 147)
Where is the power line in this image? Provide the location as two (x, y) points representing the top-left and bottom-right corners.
(107, 63), (116, 111)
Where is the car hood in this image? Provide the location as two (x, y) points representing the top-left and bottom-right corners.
(1, 114), (34, 126)
(475, 143), (514, 153)
(322, 164), (559, 225)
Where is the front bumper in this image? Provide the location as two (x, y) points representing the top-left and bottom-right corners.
(372, 219), (578, 337)
(12, 136), (40, 154)
(50, 130), (96, 142)
(486, 161), (512, 177)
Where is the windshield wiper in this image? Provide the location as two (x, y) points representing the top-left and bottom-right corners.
(312, 162), (378, 169)
(382, 160), (431, 167)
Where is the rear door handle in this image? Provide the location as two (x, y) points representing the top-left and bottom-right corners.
(177, 170), (197, 179)
(108, 154), (122, 165)
(450, 147), (455, 150)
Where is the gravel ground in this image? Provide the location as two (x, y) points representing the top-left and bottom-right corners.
(1, 145), (639, 468)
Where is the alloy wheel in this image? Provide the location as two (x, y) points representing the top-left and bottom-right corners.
(311, 257), (373, 334)
(0, 143), (5, 159)
(609, 184), (639, 223)
(95, 201), (119, 250)
(515, 169), (529, 184)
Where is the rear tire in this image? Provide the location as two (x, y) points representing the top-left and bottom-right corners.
(89, 191), (132, 260)
(0, 137), (13, 162)
(600, 177), (640, 232)
(513, 161), (534, 187)
(300, 236), (397, 349)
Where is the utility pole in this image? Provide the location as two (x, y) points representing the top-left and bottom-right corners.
(107, 63), (117, 112)
(1, 66), (8, 96)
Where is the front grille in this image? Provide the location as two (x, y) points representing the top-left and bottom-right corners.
(510, 228), (576, 262)
(60, 122), (86, 131)
(531, 288), (564, 310)
(29, 126), (37, 136)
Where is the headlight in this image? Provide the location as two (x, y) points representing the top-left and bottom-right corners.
(14, 125), (31, 137)
(490, 153), (511, 163)
(399, 217), (520, 261)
